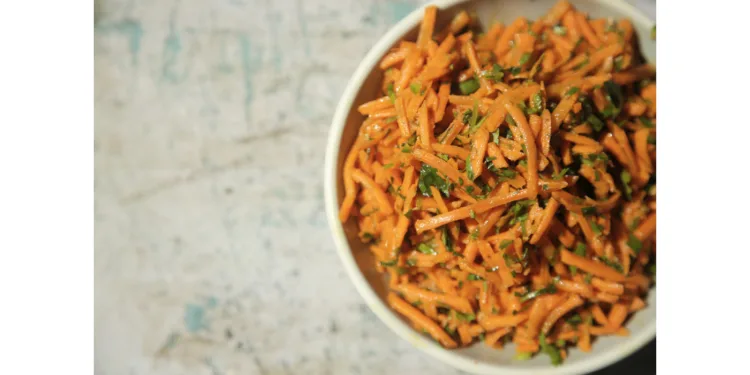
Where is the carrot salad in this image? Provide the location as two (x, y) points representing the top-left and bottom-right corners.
(338, 0), (655, 365)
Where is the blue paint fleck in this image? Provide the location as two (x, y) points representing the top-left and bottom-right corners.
(205, 296), (218, 308)
(162, 9), (185, 83)
(295, 0), (310, 57)
(184, 303), (208, 332)
(238, 34), (263, 120)
(268, 12), (282, 71)
(389, 1), (417, 23)
(95, 19), (143, 65)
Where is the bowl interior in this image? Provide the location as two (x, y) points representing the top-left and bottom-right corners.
(329, 1), (655, 373)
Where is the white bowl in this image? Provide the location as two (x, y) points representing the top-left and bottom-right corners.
(324, 1), (656, 373)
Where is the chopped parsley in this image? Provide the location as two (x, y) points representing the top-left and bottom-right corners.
(470, 209), (476, 219)
(418, 164), (453, 197)
(386, 83), (396, 103)
(639, 117), (655, 128)
(620, 170), (633, 200)
(496, 168), (517, 181)
(499, 239), (513, 250)
(459, 77), (480, 95)
(582, 206), (597, 216)
(565, 87), (580, 96)
(362, 232), (377, 243)
(417, 242), (437, 255)
(552, 25), (567, 35)
(382, 163), (394, 169)
(539, 333), (563, 366)
(410, 82), (421, 94)
(482, 63), (505, 82)
(519, 52), (532, 65)
(466, 156), (475, 180)
(627, 233), (643, 254)
(602, 80), (624, 118)
(530, 92), (544, 114)
(380, 259), (397, 267)
(516, 281), (558, 302)
(467, 273), (483, 281)
(406, 258), (417, 266)
(491, 129), (501, 144)
(569, 242), (587, 276)
(587, 114), (605, 132)
(514, 352), (533, 361)
(455, 311), (476, 322)
(597, 256), (624, 273)
(590, 220), (603, 235)
(566, 314), (583, 327)
(505, 114), (516, 126)
(552, 167), (569, 180)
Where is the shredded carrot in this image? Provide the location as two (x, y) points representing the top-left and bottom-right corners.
(338, 1), (655, 362)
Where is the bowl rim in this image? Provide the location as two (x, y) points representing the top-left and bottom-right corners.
(324, 1), (656, 373)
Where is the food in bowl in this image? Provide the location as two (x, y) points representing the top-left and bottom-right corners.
(336, 0), (655, 366)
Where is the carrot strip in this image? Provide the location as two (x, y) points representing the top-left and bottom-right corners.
(388, 293), (458, 348)
(542, 294), (583, 334)
(560, 249), (626, 282)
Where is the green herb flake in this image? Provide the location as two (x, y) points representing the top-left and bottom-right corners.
(602, 80), (624, 118)
(407, 258), (417, 266)
(362, 232), (377, 243)
(639, 117), (655, 128)
(466, 156), (475, 180)
(467, 273), (483, 281)
(397, 267), (408, 275)
(455, 311), (476, 322)
(598, 256), (624, 273)
(509, 66), (522, 75)
(620, 170), (633, 200)
(584, 273), (593, 284)
(530, 92), (544, 114)
(418, 164), (453, 197)
(517, 283), (558, 302)
(499, 239), (513, 250)
(470, 228), (480, 240)
(582, 206), (597, 216)
(519, 52), (531, 65)
(459, 77), (480, 95)
(590, 220), (603, 235)
(553, 25), (567, 35)
(383, 163), (394, 169)
(483, 63), (505, 82)
(565, 87), (580, 96)
(410, 82), (421, 94)
(386, 83), (396, 103)
(417, 242), (437, 255)
(470, 209), (476, 219)
(539, 333), (563, 366)
(627, 233), (643, 254)
(587, 114), (605, 132)
(491, 129), (501, 144)
(380, 259), (397, 267)
(505, 114), (517, 126)
(552, 167), (569, 180)
(497, 168), (517, 181)
(567, 314), (583, 327)
(647, 134), (656, 145)
(569, 242), (586, 276)
(514, 352), (533, 361)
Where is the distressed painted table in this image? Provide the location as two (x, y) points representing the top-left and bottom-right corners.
(94, 1), (656, 374)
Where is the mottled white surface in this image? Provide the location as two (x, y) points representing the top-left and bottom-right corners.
(94, 1), (655, 374)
